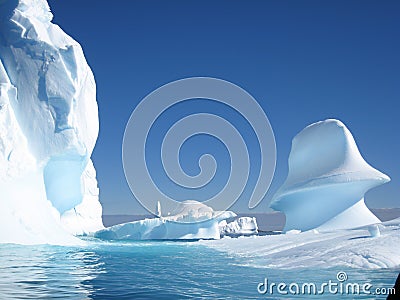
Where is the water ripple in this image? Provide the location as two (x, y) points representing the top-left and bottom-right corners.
(0, 241), (397, 299)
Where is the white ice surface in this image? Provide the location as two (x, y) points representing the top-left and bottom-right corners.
(199, 219), (400, 269)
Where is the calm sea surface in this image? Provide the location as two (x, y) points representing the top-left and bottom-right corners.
(0, 238), (397, 299)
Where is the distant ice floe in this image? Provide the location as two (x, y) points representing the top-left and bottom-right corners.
(94, 201), (238, 240)
(270, 119), (390, 232)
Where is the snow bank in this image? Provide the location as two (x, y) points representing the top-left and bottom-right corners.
(270, 119), (390, 232)
(95, 201), (236, 240)
(0, 0), (103, 244)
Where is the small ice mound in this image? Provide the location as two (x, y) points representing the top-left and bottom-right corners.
(94, 201), (236, 240)
(220, 217), (258, 237)
(368, 224), (381, 238)
(271, 119), (390, 232)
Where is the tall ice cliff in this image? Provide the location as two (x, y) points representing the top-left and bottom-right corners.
(0, 0), (103, 244)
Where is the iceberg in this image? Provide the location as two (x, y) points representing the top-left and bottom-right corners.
(270, 119), (390, 232)
(0, 0), (103, 244)
(95, 200), (237, 240)
(219, 217), (258, 237)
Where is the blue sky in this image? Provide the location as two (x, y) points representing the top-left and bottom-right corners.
(48, 0), (400, 215)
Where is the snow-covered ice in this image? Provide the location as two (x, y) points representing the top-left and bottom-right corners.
(0, 0), (103, 244)
(95, 200), (237, 240)
(270, 119), (390, 232)
(199, 218), (400, 269)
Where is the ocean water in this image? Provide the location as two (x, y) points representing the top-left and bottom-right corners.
(0, 239), (397, 299)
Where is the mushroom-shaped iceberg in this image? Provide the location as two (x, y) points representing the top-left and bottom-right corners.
(270, 119), (390, 232)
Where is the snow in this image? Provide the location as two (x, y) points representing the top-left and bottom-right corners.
(220, 217), (258, 236)
(94, 201), (237, 240)
(0, 0), (103, 244)
(270, 119), (390, 232)
(199, 218), (400, 269)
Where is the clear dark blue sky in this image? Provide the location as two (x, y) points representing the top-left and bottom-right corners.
(48, 0), (400, 215)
